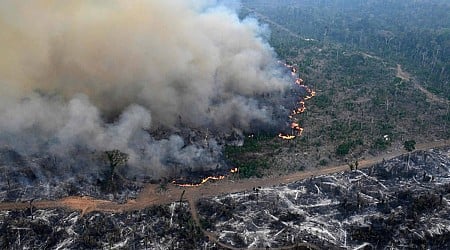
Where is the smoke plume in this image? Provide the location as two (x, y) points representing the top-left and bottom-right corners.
(0, 0), (289, 179)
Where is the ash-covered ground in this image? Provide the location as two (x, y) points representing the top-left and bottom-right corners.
(0, 102), (286, 203)
(0, 81), (301, 203)
(0, 147), (143, 203)
(0, 202), (210, 250)
(0, 0), (302, 204)
(1, 148), (449, 249)
(198, 148), (450, 249)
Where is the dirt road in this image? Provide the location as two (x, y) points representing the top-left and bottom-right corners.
(2, 65), (444, 214)
(0, 139), (448, 214)
(396, 64), (449, 105)
(0, 139), (447, 250)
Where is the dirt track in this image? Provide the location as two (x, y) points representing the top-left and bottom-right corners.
(1, 65), (445, 214)
(396, 64), (449, 105)
(1, 139), (449, 214)
(0, 140), (448, 250)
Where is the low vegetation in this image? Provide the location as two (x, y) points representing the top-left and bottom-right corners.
(224, 1), (449, 177)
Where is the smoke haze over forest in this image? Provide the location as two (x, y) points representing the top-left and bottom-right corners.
(0, 0), (290, 177)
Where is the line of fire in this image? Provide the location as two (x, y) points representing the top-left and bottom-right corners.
(172, 64), (315, 187)
(278, 64), (316, 140)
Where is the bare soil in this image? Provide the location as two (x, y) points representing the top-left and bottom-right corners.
(1, 139), (448, 214)
(397, 64), (449, 104)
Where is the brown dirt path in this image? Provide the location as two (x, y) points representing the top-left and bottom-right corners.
(1, 139), (448, 214)
(396, 64), (449, 105)
(1, 139), (447, 250)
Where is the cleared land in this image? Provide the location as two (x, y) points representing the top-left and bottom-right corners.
(1, 139), (448, 214)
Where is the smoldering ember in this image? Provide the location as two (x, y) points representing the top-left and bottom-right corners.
(1, 0), (450, 249)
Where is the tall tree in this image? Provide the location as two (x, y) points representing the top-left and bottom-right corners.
(403, 140), (416, 167)
(105, 149), (129, 182)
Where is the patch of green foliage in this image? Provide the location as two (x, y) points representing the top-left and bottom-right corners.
(336, 139), (363, 156)
(372, 137), (391, 151)
(237, 159), (269, 178)
(403, 140), (416, 152)
(319, 159), (328, 166)
(328, 120), (364, 141)
(225, 134), (274, 178)
(312, 94), (332, 109)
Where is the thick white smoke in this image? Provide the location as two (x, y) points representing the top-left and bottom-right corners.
(0, 0), (289, 178)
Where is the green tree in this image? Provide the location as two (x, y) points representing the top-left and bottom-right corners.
(403, 140), (416, 152)
(336, 142), (351, 156)
(403, 140), (416, 167)
(105, 149), (129, 182)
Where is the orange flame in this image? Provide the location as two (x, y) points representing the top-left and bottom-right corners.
(278, 133), (296, 140)
(291, 101), (306, 115)
(304, 90), (316, 100)
(278, 63), (315, 140)
(173, 175), (225, 187)
(172, 167), (239, 187)
(295, 78), (304, 85)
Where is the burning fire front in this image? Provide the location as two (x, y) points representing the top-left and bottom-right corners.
(278, 64), (315, 140)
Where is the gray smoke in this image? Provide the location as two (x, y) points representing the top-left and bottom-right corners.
(0, 0), (289, 179)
